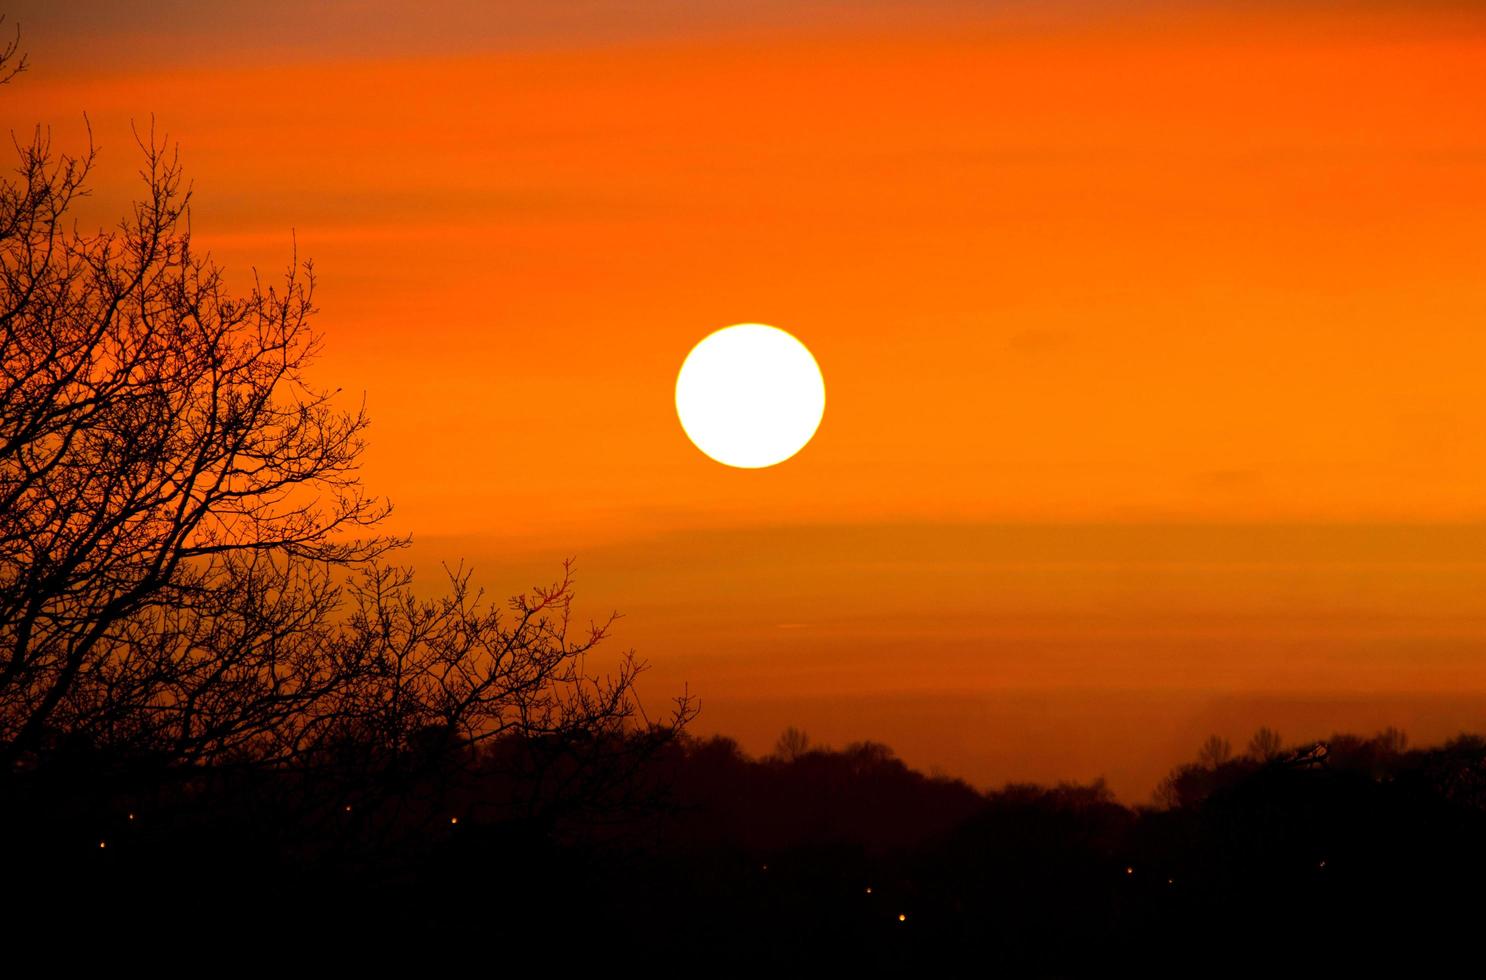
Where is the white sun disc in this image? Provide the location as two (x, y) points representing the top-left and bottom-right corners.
(675, 323), (825, 468)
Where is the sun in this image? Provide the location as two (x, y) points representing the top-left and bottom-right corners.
(675, 323), (825, 469)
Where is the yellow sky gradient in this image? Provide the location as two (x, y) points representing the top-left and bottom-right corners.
(8, 1), (1486, 796)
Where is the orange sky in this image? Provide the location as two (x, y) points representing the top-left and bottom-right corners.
(9, 1), (1486, 798)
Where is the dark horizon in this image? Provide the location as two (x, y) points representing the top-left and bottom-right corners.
(10, 716), (1485, 967)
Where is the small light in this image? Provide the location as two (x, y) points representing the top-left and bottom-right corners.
(98, 841), (106, 849)
(1167, 878), (1174, 885)
(344, 805), (352, 813)
(127, 813), (135, 821)
(865, 887), (873, 895)
(1125, 866), (1134, 875)
(897, 914), (907, 923)
(450, 817), (458, 825)
(1319, 860), (1327, 869)
(761, 864), (768, 872)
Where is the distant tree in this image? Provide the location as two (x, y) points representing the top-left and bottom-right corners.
(1247, 726), (1284, 761)
(1197, 734), (1233, 768)
(773, 725), (811, 761)
(1151, 734), (1251, 808)
(1376, 726), (1408, 756)
(1445, 733), (1486, 754)
(840, 740), (900, 777)
(1154, 762), (1206, 809)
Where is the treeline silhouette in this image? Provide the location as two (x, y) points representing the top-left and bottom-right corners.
(8, 721), (1486, 968)
(557, 725), (1486, 968)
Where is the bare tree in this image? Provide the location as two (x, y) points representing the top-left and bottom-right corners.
(0, 18), (24, 87)
(0, 114), (398, 766)
(1247, 726), (1283, 762)
(1376, 726), (1408, 756)
(331, 559), (693, 812)
(1197, 734), (1232, 769)
(0, 34), (693, 784)
(773, 725), (811, 762)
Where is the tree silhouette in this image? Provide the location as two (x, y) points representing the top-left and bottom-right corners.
(1246, 726), (1283, 761)
(1154, 733), (1249, 808)
(1197, 734), (1233, 768)
(0, 33), (693, 785)
(0, 18), (22, 86)
(325, 558), (696, 833)
(0, 113), (395, 766)
(1376, 726), (1408, 756)
(773, 725), (812, 761)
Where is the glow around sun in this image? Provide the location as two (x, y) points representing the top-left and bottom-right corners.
(675, 323), (825, 469)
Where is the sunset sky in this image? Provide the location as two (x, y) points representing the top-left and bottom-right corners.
(10, 0), (1486, 798)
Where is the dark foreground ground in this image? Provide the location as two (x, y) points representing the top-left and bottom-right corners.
(6, 728), (1485, 971)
